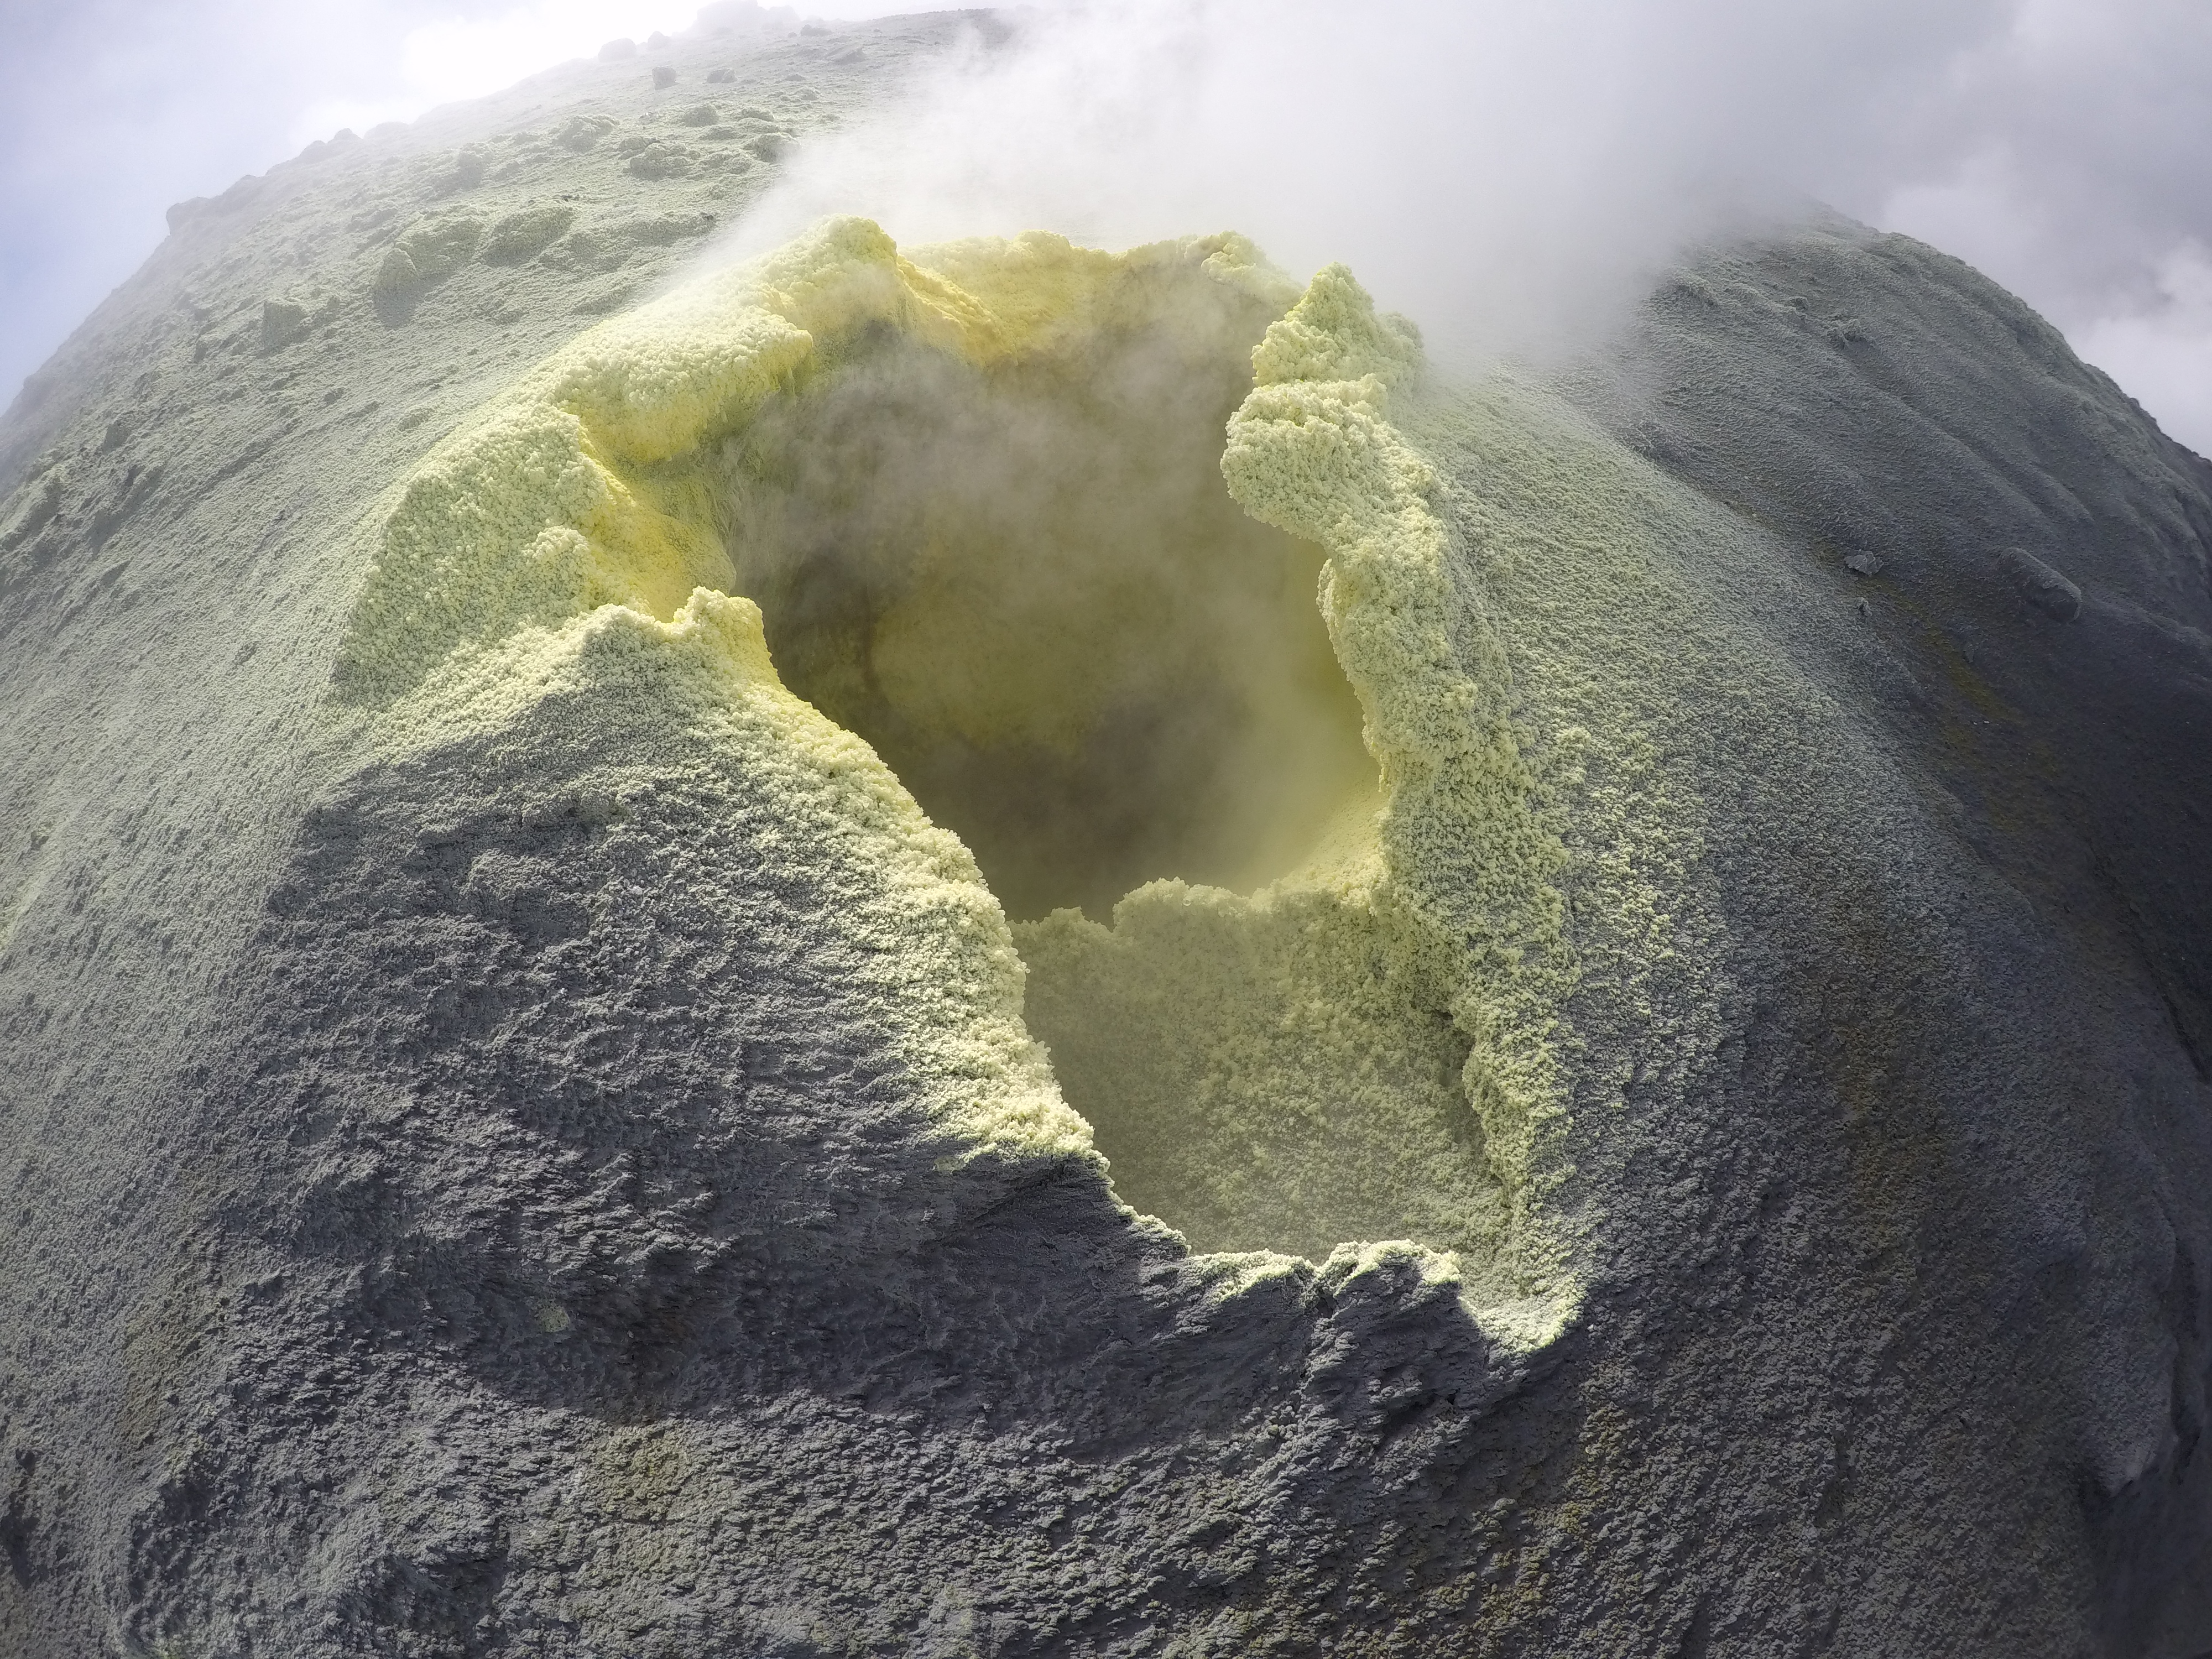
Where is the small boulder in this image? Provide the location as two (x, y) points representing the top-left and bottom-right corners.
(372, 214), (484, 314)
(1843, 550), (1885, 577)
(260, 298), (311, 352)
(399, 215), (483, 280)
(1998, 547), (2082, 622)
(481, 205), (578, 264)
(599, 38), (637, 59)
(372, 246), (421, 299)
(653, 65), (677, 88)
(0, 467), (67, 554)
(556, 114), (615, 151)
(627, 143), (692, 179)
(441, 144), (488, 191)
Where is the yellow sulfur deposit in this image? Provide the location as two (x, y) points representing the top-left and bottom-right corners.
(336, 218), (1577, 1322)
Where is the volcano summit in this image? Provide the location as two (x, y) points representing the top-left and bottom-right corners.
(1, 15), (2209, 1656)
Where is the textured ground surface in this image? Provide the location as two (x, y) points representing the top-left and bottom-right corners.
(2, 13), (2209, 1657)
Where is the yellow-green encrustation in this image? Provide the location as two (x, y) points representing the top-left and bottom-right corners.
(336, 217), (1578, 1334)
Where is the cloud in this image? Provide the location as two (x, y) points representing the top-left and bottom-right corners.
(288, 1), (716, 145)
(1871, 0), (2212, 449)
(723, 0), (2212, 452)
(2068, 242), (2212, 453)
(725, 0), (2017, 368)
(6, 0), (2212, 456)
(0, 0), (880, 407)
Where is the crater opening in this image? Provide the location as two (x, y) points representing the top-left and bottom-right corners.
(341, 228), (1545, 1286)
(711, 295), (1375, 924)
(693, 239), (1511, 1279)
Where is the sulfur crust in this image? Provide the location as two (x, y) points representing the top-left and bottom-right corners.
(337, 218), (1298, 713)
(1020, 267), (1576, 1318)
(332, 219), (1578, 1322)
(1230, 268), (1574, 1207)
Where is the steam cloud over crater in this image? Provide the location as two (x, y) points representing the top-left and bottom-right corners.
(12, 1), (2212, 450)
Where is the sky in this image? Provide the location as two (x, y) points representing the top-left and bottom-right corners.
(2, 0), (2210, 454)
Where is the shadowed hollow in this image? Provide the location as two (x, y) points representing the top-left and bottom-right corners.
(701, 265), (1511, 1270)
(713, 322), (1374, 923)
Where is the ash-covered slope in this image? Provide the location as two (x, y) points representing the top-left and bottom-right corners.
(1573, 215), (2212, 1087)
(1, 23), (2208, 1657)
(1588, 222), (2212, 1649)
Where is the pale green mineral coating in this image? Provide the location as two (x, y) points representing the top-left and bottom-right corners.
(331, 217), (1582, 1326)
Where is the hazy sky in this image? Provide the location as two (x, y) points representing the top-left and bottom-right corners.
(3, 0), (2210, 453)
